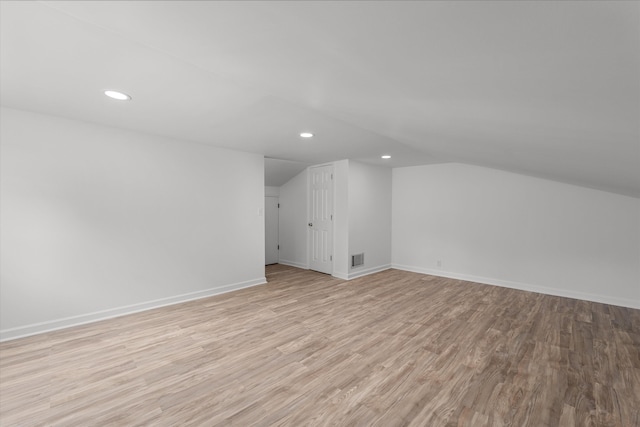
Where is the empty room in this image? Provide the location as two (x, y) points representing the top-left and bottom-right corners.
(1, 1), (638, 426)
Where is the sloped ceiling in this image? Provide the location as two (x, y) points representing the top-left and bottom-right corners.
(1, 1), (638, 196)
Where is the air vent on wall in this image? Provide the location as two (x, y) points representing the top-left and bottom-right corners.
(351, 253), (364, 268)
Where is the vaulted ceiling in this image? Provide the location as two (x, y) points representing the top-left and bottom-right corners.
(1, 1), (638, 196)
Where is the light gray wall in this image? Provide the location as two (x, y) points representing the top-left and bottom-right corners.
(278, 168), (308, 269)
(332, 160), (350, 278)
(0, 107), (266, 340)
(392, 163), (640, 309)
(347, 161), (392, 278)
(265, 186), (280, 197)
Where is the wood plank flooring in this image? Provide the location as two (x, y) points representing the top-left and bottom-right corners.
(1, 265), (639, 426)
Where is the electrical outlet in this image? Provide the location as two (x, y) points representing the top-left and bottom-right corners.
(437, 260), (442, 268)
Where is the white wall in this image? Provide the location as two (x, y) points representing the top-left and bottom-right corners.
(333, 160), (350, 279)
(392, 163), (640, 309)
(278, 168), (308, 269)
(0, 107), (266, 340)
(265, 186), (280, 197)
(347, 161), (392, 279)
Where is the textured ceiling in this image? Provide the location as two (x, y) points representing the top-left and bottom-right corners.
(1, 1), (638, 196)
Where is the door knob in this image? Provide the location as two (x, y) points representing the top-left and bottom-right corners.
(308, 223), (313, 227)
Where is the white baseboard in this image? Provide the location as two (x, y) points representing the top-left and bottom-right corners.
(332, 264), (391, 281)
(347, 264), (392, 280)
(392, 264), (639, 310)
(332, 271), (349, 280)
(278, 259), (308, 270)
(278, 261), (391, 282)
(0, 277), (267, 342)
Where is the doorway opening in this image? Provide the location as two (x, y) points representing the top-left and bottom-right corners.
(308, 164), (333, 274)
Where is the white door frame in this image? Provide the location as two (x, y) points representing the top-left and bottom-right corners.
(264, 196), (279, 265)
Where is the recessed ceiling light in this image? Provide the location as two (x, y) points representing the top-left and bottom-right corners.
(104, 90), (131, 101)
(381, 155), (391, 159)
(300, 132), (314, 138)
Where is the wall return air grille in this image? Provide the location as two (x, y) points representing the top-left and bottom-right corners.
(351, 253), (364, 268)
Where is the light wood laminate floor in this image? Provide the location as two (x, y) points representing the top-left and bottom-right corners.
(1, 265), (639, 426)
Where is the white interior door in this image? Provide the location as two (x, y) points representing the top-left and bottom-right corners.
(308, 165), (333, 274)
(265, 196), (279, 265)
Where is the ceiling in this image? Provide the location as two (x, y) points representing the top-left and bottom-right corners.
(1, 1), (638, 195)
